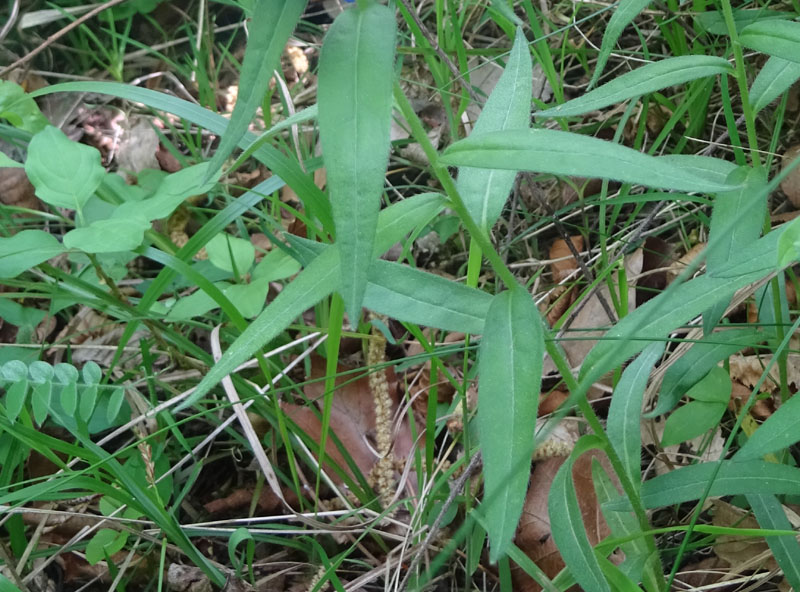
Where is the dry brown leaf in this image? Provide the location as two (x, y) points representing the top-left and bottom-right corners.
(0, 167), (40, 209)
(729, 353), (800, 394)
(711, 499), (778, 571)
(116, 117), (159, 175)
(781, 144), (800, 208)
(666, 242), (706, 285)
(549, 236), (584, 284)
(282, 356), (415, 486)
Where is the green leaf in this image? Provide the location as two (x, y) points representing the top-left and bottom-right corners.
(0, 573), (23, 592)
(685, 365), (731, 404)
(740, 20), (800, 63)
(205, 0), (307, 178)
(63, 216), (151, 253)
(441, 129), (743, 193)
(5, 379), (29, 422)
(661, 400), (725, 446)
(0, 80), (48, 133)
(0, 230), (66, 278)
(581, 225), (784, 386)
(607, 342), (664, 485)
(31, 380), (51, 424)
(736, 389), (800, 461)
(206, 233), (255, 274)
(707, 167), (767, 274)
(479, 287), (543, 561)
(458, 27), (532, 232)
(85, 528), (128, 565)
(0, 153), (23, 168)
(695, 8), (792, 35)
(82, 361), (102, 385)
(750, 56), (800, 114)
(747, 494), (800, 590)
(175, 248), (338, 411)
(25, 126), (106, 212)
(778, 215), (800, 268)
(318, 1), (397, 321)
(107, 387), (126, 425)
(549, 435), (610, 592)
(78, 382), (94, 421)
(589, 0), (652, 89)
(539, 56), (732, 118)
(650, 329), (759, 417)
(372, 192), (445, 256)
(605, 461), (800, 511)
(252, 249), (301, 282)
(223, 278), (270, 319)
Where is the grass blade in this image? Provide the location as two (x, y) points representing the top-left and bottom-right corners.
(549, 435), (610, 592)
(750, 56), (800, 114)
(479, 287), (543, 561)
(176, 248), (338, 411)
(740, 20), (800, 63)
(205, 0), (307, 178)
(747, 494), (800, 590)
(317, 2), (397, 322)
(441, 129), (743, 193)
(607, 342), (664, 485)
(457, 26), (531, 232)
(538, 56), (732, 118)
(605, 461), (800, 510)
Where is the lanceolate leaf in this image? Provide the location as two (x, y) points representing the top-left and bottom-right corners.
(538, 56), (732, 118)
(589, 0), (652, 89)
(318, 2), (397, 322)
(0, 230), (66, 278)
(205, 0), (307, 178)
(747, 494), (800, 590)
(458, 27), (532, 232)
(750, 56), (800, 113)
(740, 20), (800, 63)
(441, 129), (743, 193)
(607, 341), (664, 485)
(736, 392), (800, 461)
(176, 248), (338, 411)
(479, 286), (543, 561)
(605, 461), (800, 511)
(549, 435), (610, 592)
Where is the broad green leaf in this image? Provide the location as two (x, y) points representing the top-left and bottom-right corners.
(175, 248), (338, 410)
(372, 192), (445, 256)
(707, 167), (767, 275)
(538, 56), (731, 118)
(607, 342), (664, 484)
(30, 82), (334, 231)
(695, 8), (792, 35)
(479, 287), (543, 561)
(589, 0), (652, 88)
(107, 387), (126, 425)
(661, 401), (725, 447)
(31, 380), (51, 424)
(252, 249), (301, 282)
(25, 126), (105, 212)
(0, 230), (66, 278)
(205, 0), (307, 177)
(605, 461), (800, 511)
(581, 224), (784, 385)
(0, 80), (48, 133)
(657, 154), (738, 186)
(650, 329), (759, 417)
(458, 27), (532, 231)
(63, 216), (150, 253)
(82, 361), (102, 385)
(747, 494), (800, 590)
(685, 365), (731, 404)
(441, 129), (743, 193)
(206, 233), (255, 274)
(165, 289), (219, 321)
(750, 56), (800, 114)
(85, 528), (128, 565)
(318, 2), (397, 321)
(736, 390), (800, 461)
(0, 574), (23, 592)
(740, 20), (800, 63)
(0, 153), (22, 167)
(78, 382), (96, 422)
(778, 215), (800, 268)
(5, 379), (29, 422)
(549, 435), (610, 591)
(223, 278), (270, 319)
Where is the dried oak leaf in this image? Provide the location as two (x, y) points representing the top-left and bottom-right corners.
(781, 144), (800, 208)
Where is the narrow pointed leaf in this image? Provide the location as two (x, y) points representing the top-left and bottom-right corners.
(538, 56), (731, 118)
(480, 287), (543, 561)
(750, 56), (800, 113)
(458, 27), (531, 231)
(607, 341), (664, 484)
(590, 0), (652, 88)
(318, 2), (397, 321)
(205, 0), (307, 178)
(549, 435), (610, 591)
(736, 391), (800, 461)
(441, 129), (743, 193)
(175, 248), (337, 410)
(605, 461), (800, 511)
(747, 494), (800, 590)
(707, 167), (767, 274)
(740, 20), (800, 63)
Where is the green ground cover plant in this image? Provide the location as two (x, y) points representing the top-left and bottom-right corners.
(3, 0), (800, 590)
